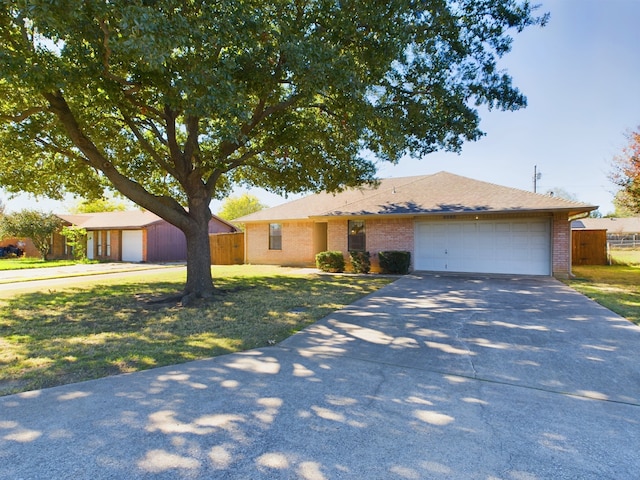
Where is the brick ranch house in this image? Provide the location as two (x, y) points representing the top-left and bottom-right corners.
(48, 210), (238, 262)
(236, 172), (597, 277)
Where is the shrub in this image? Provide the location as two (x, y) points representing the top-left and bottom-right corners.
(349, 250), (371, 274)
(61, 226), (88, 261)
(316, 251), (345, 273)
(379, 250), (411, 274)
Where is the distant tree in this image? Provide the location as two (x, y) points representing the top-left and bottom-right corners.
(610, 126), (640, 214)
(610, 190), (637, 217)
(217, 194), (267, 222)
(0, 210), (63, 260)
(545, 188), (580, 202)
(589, 209), (603, 218)
(70, 197), (129, 213)
(0, 199), (4, 218)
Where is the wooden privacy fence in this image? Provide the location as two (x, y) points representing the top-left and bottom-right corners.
(210, 232), (245, 265)
(572, 229), (608, 265)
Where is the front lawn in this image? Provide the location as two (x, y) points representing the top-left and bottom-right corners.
(0, 267), (393, 396)
(567, 264), (640, 326)
(0, 257), (84, 270)
(609, 249), (640, 265)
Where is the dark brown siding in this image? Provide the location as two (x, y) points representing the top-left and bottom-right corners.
(146, 222), (187, 262)
(146, 218), (236, 262)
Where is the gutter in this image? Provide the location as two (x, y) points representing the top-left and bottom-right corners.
(569, 211), (591, 222)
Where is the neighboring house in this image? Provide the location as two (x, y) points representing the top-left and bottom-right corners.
(236, 172), (597, 277)
(52, 210), (238, 262)
(572, 217), (640, 248)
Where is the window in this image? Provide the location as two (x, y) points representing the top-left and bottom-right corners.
(269, 223), (282, 250)
(348, 220), (366, 251)
(63, 236), (72, 256)
(106, 231), (111, 257)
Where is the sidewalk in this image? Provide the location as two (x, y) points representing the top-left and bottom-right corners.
(0, 262), (183, 284)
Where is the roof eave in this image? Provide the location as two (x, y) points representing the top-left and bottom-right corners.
(242, 206), (599, 223)
(308, 206), (599, 220)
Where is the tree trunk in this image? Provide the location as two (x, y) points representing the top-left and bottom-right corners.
(183, 206), (215, 299)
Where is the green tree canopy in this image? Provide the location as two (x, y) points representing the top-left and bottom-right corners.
(217, 194), (267, 222)
(0, 0), (547, 298)
(0, 209), (63, 260)
(70, 196), (130, 214)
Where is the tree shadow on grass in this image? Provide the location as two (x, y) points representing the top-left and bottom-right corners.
(0, 275), (391, 395)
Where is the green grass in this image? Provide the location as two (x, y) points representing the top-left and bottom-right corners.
(609, 249), (640, 266)
(567, 264), (640, 326)
(0, 267), (393, 396)
(0, 257), (87, 270)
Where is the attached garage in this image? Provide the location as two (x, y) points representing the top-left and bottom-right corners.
(414, 218), (551, 275)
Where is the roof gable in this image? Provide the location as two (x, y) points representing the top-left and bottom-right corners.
(58, 211), (164, 229)
(237, 172), (597, 222)
(57, 210), (238, 231)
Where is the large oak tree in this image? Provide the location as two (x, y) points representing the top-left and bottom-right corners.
(0, 0), (547, 298)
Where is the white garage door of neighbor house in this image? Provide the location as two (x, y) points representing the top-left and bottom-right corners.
(122, 230), (144, 262)
(414, 219), (551, 275)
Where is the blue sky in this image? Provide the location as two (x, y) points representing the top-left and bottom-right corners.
(3, 0), (639, 215)
(373, 0), (640, 215)
(241, 0), (640, 215)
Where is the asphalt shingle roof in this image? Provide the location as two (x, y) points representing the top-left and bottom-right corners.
(58, 211), (165, 230)
(237, 171), (597, 222)
(572, 217), (640, 233)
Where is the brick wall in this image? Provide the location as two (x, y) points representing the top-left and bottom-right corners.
(327, 220), (347, 252)
(246, 218), (415, 269)
(552, 213), (571, 278)
(246, 221), (316, 266)
(246, 214), (568, 276)
(365, 218), (414, 271)
(0, 237), (39, 258)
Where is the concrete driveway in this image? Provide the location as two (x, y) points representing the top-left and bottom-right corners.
(1, 274), (639, 479)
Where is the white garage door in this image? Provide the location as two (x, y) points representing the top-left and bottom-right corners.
(414, 219), (551, 275)
(122, 230), (144, 262)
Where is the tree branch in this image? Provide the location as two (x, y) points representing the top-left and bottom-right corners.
(42, 90), (190, 228)
(34, 137), (86, 163)
(0, 107), (46, 122)
(183, 115), (200, 168)
(203, 149), (262, 198)
(119, 112), (177, 177)
(142, 118), (168, 146)
(218, 95), (299, 161)
(98, 18), (140, 93)
(164, 105), (182, 168)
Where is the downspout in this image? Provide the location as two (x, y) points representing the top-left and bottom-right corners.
(243, 225), (248, 265)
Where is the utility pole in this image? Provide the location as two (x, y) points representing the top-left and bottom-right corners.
(533, 165), (541, 193)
